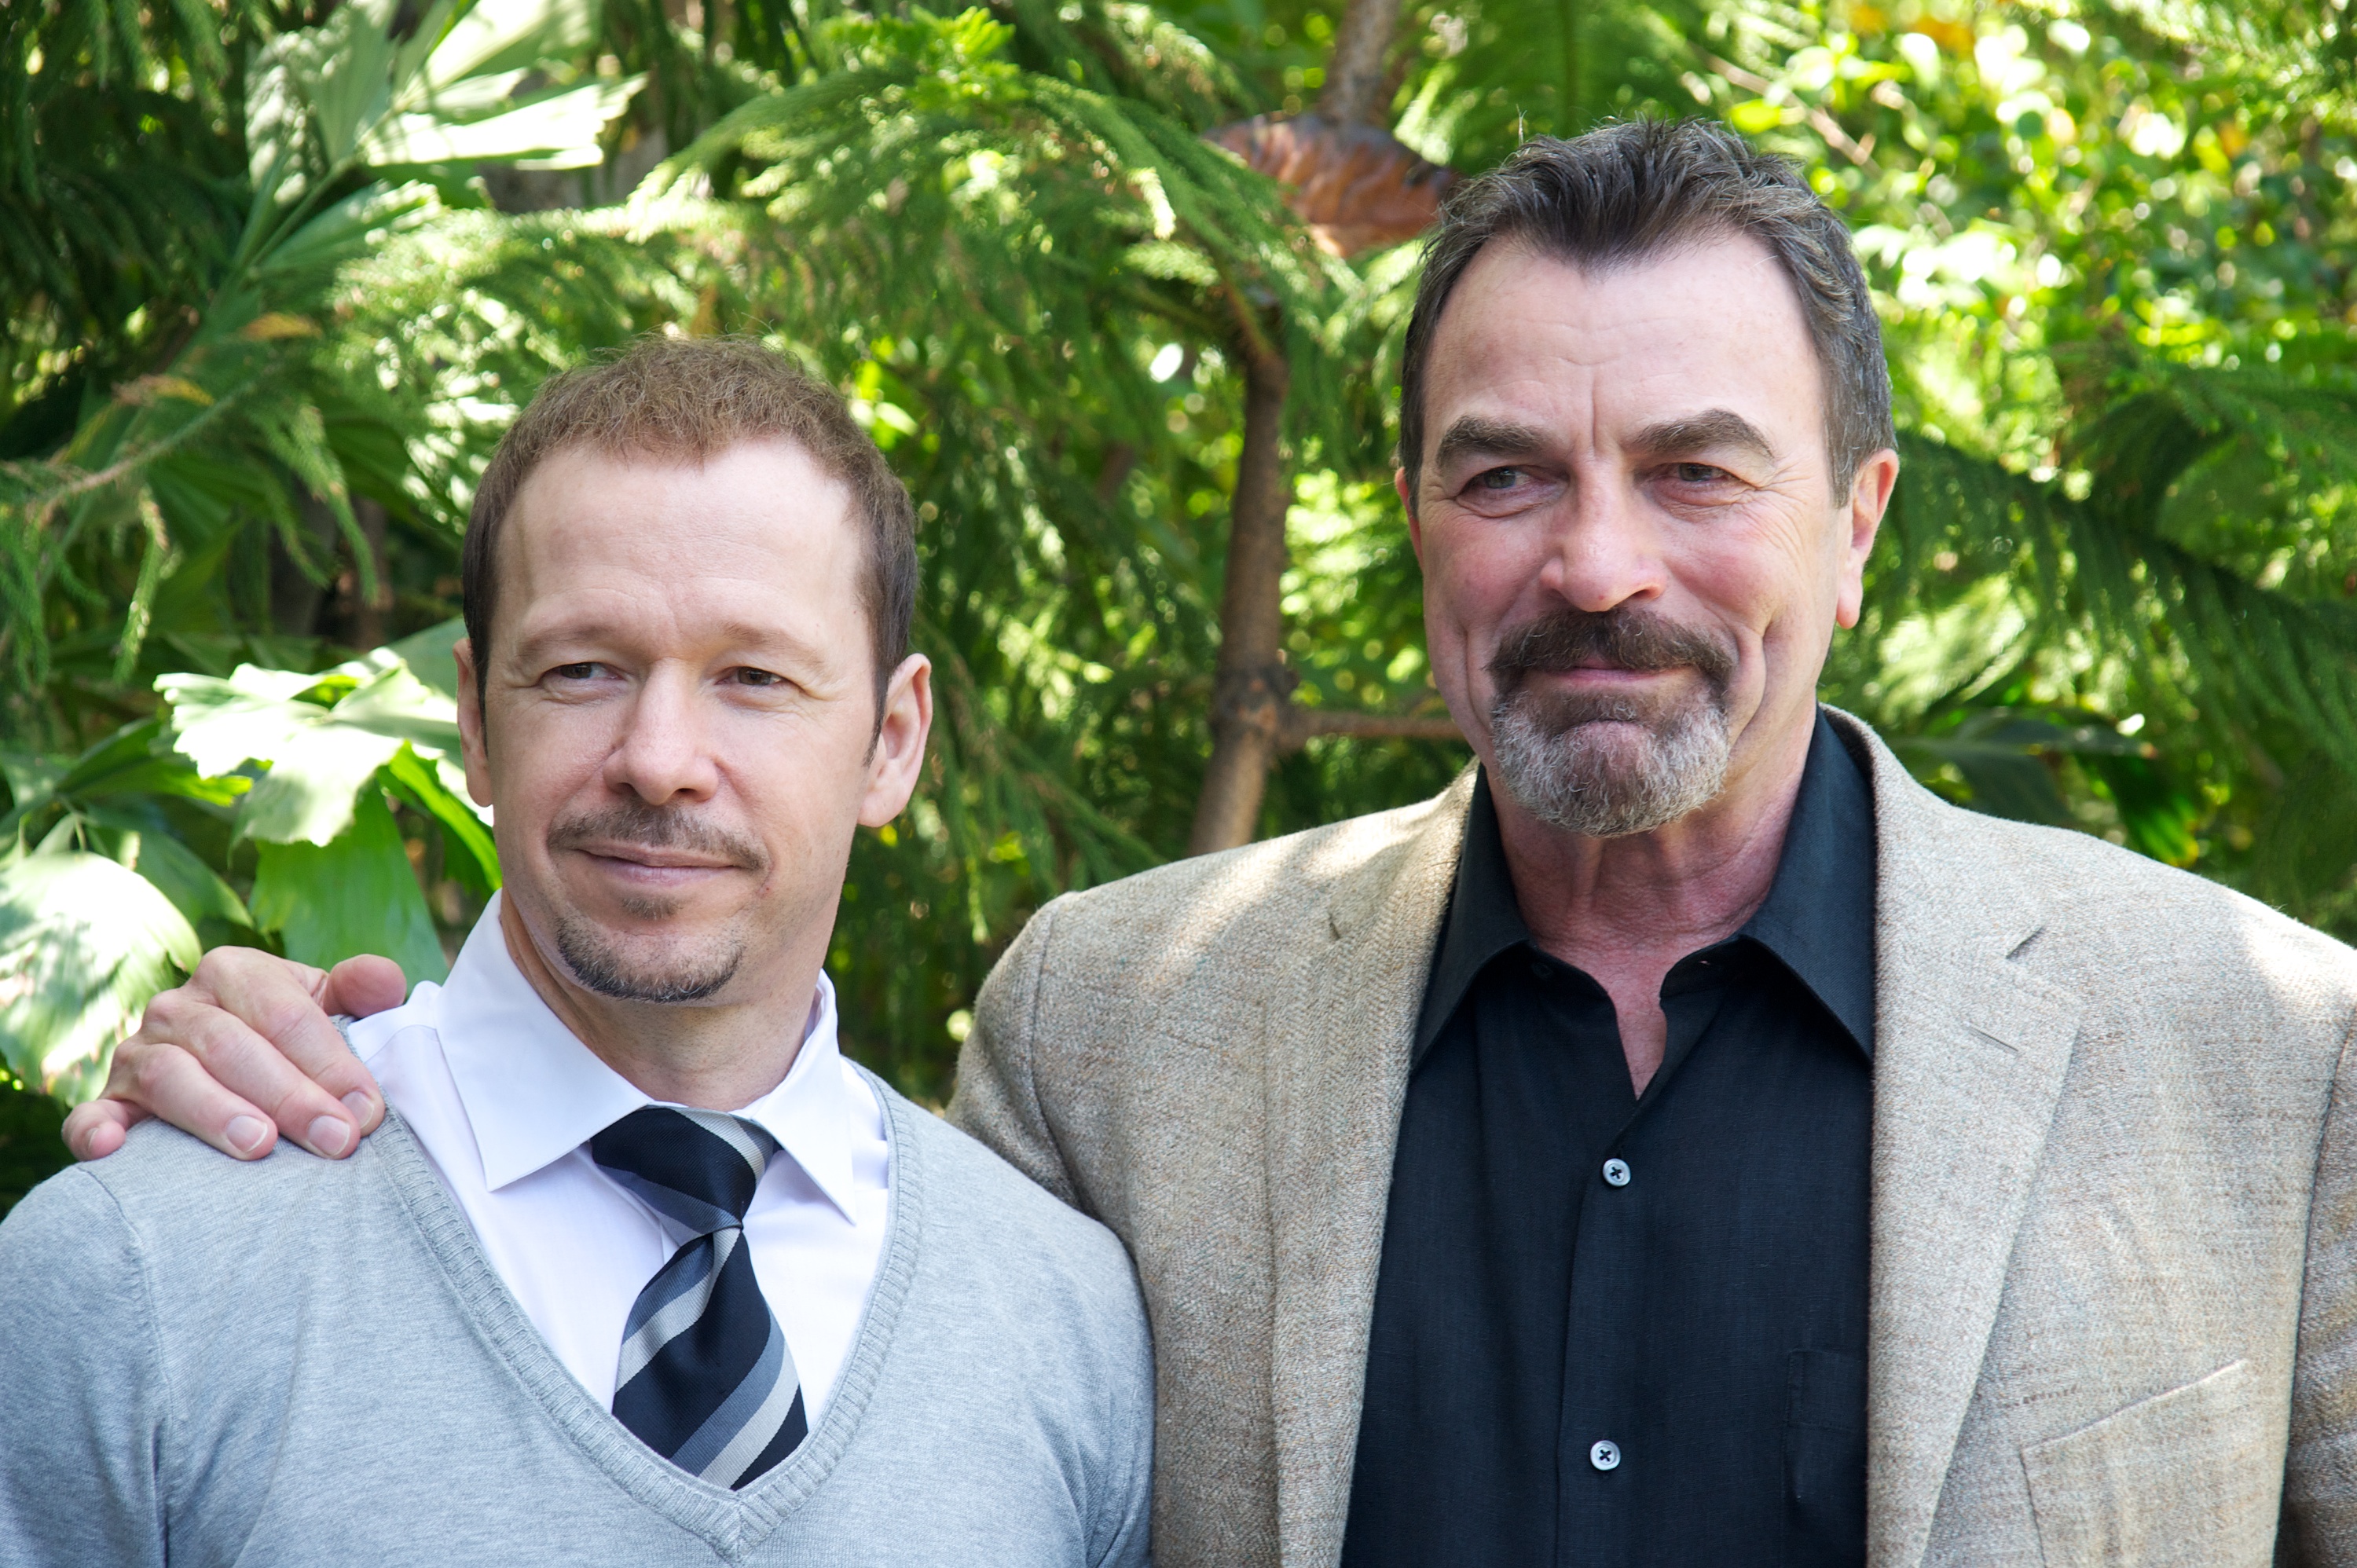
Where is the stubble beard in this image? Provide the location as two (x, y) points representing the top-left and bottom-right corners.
(544, 800), (765, 1004)
(1484, 607), (1739, 839)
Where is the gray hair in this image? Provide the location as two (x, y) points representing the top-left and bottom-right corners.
(1397, 118), (1894, 498)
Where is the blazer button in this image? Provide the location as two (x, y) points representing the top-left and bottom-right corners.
(1589, 1439), (1622, 1471)
(1602, 1158), (1631, 1188)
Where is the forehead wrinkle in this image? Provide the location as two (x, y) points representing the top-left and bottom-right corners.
(509, 600), (841, 672)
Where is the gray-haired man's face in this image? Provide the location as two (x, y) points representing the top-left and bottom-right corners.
(1401, 234), (1897, 838)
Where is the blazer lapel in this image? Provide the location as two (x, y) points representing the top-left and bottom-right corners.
(1840, 716), (2084, 1568)
(1259, 773), (1473, 1568)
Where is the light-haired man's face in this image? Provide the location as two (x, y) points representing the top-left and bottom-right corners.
(1403, 234), (1895, 836)
(453, 438), (929, 1015)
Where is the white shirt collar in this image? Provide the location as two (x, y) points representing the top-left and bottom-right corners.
(431, 893), (861, 1222)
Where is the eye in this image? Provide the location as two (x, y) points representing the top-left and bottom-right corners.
(1474, 466), (1525, 491)
(731, 667), (785, 688)
(1670, 462), (1729, 484)
(550, 661), (604, 681)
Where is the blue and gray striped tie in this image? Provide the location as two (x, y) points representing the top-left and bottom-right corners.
(590, 1106), (808, 1489)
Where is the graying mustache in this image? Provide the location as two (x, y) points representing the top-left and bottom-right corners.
(1487, 611), (1736, 688)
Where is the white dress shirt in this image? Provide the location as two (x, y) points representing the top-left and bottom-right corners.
(347, 895), (892, 1417)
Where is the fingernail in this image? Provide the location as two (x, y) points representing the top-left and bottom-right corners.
(307, 1116), (351, 1156)
(227, 1116), (269, 1156)
(342, 1091), (375, 1123)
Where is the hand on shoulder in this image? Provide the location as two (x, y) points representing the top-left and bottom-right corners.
(64, 949), (405, 1164)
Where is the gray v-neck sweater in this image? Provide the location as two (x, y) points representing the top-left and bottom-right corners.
(0, 1072), (1152, 1566)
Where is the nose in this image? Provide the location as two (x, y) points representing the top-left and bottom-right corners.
(603, 663), (721, 807)
(1540, 475), (1666, 614)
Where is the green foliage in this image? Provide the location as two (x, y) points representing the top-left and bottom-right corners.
(2, 0), (647, 743)
(0, 640), (490, 1099)
(0, 1075), (69, 1217)
(0, 849), (200, 1102)
(251, 789), (448, 980)
(1691, 7), (2357, 926)
(163, 656), (464, 845)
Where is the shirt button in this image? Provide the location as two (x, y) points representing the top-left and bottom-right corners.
(1589, 1439), (1622, 1471)
(1602, 1158), (1631, 1188)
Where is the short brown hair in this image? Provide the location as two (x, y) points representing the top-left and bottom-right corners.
(463, 335), (918, 714)
(1398, 119), (1894, 498)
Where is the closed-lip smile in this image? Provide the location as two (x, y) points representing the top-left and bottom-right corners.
(572, 842), (742, 877)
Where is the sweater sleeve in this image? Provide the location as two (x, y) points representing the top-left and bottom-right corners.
(1094, 1368), (1155, 1567)
(0, 1169), (170, 1568)
(1089, 1252), (1156, 1568)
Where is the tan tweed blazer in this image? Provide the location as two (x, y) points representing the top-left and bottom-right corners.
(951, 711), (2357, 1567)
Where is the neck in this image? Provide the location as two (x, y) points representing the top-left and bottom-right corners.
(497, 896), (821, 1111)
(1495, 709), (1816, 962)
(1486, 706), (1818, 1094)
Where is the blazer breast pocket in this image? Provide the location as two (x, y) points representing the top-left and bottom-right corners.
(2020, 1359), (2278, 1567)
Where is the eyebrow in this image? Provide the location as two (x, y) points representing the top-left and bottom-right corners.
(1627, 409), (1777, 464)
(1432, 416), (1552, 471)
(1430, 408), (1781, 474)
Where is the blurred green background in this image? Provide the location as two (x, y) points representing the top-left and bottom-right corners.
(5, 0), (2355, 1207)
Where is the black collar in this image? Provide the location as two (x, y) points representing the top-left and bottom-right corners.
(1413, 709), (1878, 1064)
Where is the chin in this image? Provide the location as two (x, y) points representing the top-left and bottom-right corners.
(550, 907), (750, 1006)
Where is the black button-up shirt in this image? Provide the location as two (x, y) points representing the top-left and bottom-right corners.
(1340, 712), (1877, 1568)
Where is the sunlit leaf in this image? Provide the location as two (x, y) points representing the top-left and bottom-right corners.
(382, 743), (500, 896)
(160, 658), (460, 845)
(387, 617), (466, 701)
(424, 0), (596, 87)
(108, 824), (255, 932)
(364, 78), (645, 171)
(0, 852), (201, 1103)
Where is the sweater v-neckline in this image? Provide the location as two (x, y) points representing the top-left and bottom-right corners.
(368, 1063), (924, 1560)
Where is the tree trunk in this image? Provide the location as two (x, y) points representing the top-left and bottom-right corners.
(353, 496), (391, 650)
(1319, 0), (1402, 126)
(1186, 343), (1293, 855)
(1185, 0), (1435, 855)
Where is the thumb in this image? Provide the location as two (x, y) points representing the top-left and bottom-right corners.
(321, 954), (409, 1020)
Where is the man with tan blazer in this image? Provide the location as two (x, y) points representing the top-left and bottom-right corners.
(78, 122), (2357, 1564)
(942, 124), (2357, 1567)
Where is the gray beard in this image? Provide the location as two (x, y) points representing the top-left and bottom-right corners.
(1487, 686), (1732, 837)
(552, 909), (744, 1004)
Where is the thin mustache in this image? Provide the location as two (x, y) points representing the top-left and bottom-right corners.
(546, 807), (766, 871)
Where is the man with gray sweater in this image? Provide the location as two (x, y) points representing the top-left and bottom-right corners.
(0, 339), (1152, 1566)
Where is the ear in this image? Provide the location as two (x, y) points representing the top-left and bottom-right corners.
(857, 654), (933, 828)
(1397, 467), (1424, 562)
(453, 638), (494, 808)
(1833, 448), (1900, 631)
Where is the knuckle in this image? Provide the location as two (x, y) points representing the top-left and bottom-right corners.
(181, 1009), (253, 1072)
(254, 994), (321, 1052)
(137, 988), (186, 1039)
(126, 1046), (183, 1101)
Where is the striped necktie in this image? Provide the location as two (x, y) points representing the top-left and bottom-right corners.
(590, 1106), (808, 1489)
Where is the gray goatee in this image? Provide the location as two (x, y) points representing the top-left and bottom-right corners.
(1485, 606), (1739, 838)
